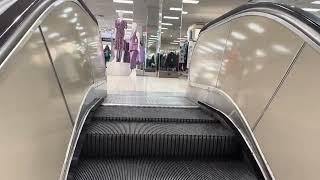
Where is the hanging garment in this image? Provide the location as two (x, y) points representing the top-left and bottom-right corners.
(130, 50), (138, 69)
(129, 31), (139, 51)
(138, 42), (145, 65)
(114, 19), (127, 50)
(129, 31), (139, 69)
(123, 41), (130, 63)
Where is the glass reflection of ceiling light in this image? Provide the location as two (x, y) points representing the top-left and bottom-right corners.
(57, 37), (66, 42)
(272, 44), (291, 54)
(198, 49), (206, 54)
(217, 38), (227, 44)
(177, 38), (187, 40)
(302, 8), (320, 12)
(80, 32), (86, 36)
(170, 42), (179, 45)
(199, 45), (213, 52)
(161, 23), (173, 26)
(182, 11), (188, 15)
(48, 32), (60, 39)
(151, 35), (158, 37)
(76, 26), (84, 30)
(231, 31), (246, 40)
(123, 18), (133, 21)
(207, 42), (224, 51)
(63, 7), (73, 13)
(183, 0), (199, 4)
(116, 10), (133, 14)
(76, 23), (80, 26)
(113, 0), (134, 4)
(70, 17), (78, 23)
(255, 49), (266, 57)
(173, 40), (180, 43)
(248, 22), (265, 33)
(161, 27), (168, 30)
(312, 1), (320, 4)
(74, 13), (78, 17)
(59, 14), (68, 18)
(163, 16), (179, 20)
(41, 26), (48, 32)
(170, 7), (182, 11)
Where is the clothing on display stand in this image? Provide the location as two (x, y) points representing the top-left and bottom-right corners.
(123, 41), (130, 63)
(129, 30), (139, 69)
(115, 18), (127, 61)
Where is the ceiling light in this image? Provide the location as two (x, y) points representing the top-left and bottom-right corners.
(173, 40), (180, 43)
(76, 26), (84, 30)
(302, 8), (320, 12)
(113, 0), (133, 4)
(182, 11), (188, 15)
(163, 16), (179, 20)
(151, 35), (158, 37)
(170, 7), (183, 11)
(248, 22), (265, 33)
(161, 23), (173, 26)
(183, 0), (199, 4)
(311, 1), (320, 4)
(170, 42), (179, 45)
(123, 18), (133, 21)
(116, 10), (133, 14)
(231, 31), (247, 40)
(161, 27), (168, 30)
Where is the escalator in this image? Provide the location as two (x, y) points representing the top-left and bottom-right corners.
(1, 0), (320, 180)
(67, 97), (263, 180)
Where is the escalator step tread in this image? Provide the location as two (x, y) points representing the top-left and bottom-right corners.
(72, 158), (259, 180)
(81, 121), (239, 157)
(94, 106), (218, 122)
(85, 121), (232, 135)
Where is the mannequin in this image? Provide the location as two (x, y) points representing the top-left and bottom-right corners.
(113, 12), (127, 62)
(129, 22), (140, 69)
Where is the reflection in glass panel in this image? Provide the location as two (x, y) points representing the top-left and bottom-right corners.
(158, 0), (183, 77)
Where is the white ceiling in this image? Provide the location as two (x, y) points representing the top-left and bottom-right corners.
(83, 0), (248, 49)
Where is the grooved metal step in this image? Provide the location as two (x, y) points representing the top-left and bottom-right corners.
(81, 121), (239, 158)
(71, 158), (259, 180)
(94, 106), (219, 123)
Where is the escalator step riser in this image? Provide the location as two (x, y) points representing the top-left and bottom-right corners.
(94, 116), (217, 123)
(81, 134), (240, 158)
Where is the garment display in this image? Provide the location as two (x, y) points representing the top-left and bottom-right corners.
(138, 41), (145, 65)
(114, 19), (127, 50)
(129, 31), (139, 69)
(123, 41), (130, 63)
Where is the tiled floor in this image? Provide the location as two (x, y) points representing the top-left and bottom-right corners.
(106, 73), (188, 94)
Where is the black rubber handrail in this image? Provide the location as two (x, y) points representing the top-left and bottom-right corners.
(201, 2), (320, 35)
(0, 0), (97, 53)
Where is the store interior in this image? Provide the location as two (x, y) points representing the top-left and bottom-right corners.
(84, 0), (247, 93)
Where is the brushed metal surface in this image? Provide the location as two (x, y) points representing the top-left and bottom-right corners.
(41, 2), (98, 122)
(189, 22), (231, 87)
(217, 15), (304, 128)
(254, 44), (320, 180)
(0, 27), (72, 180)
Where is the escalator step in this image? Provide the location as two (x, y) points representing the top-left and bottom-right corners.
(94, 106), (218, 122)
(72, 158), (259, 180)
(81, 121), (239, 158)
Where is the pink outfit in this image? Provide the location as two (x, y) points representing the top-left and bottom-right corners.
(130, 31), (139, 69)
